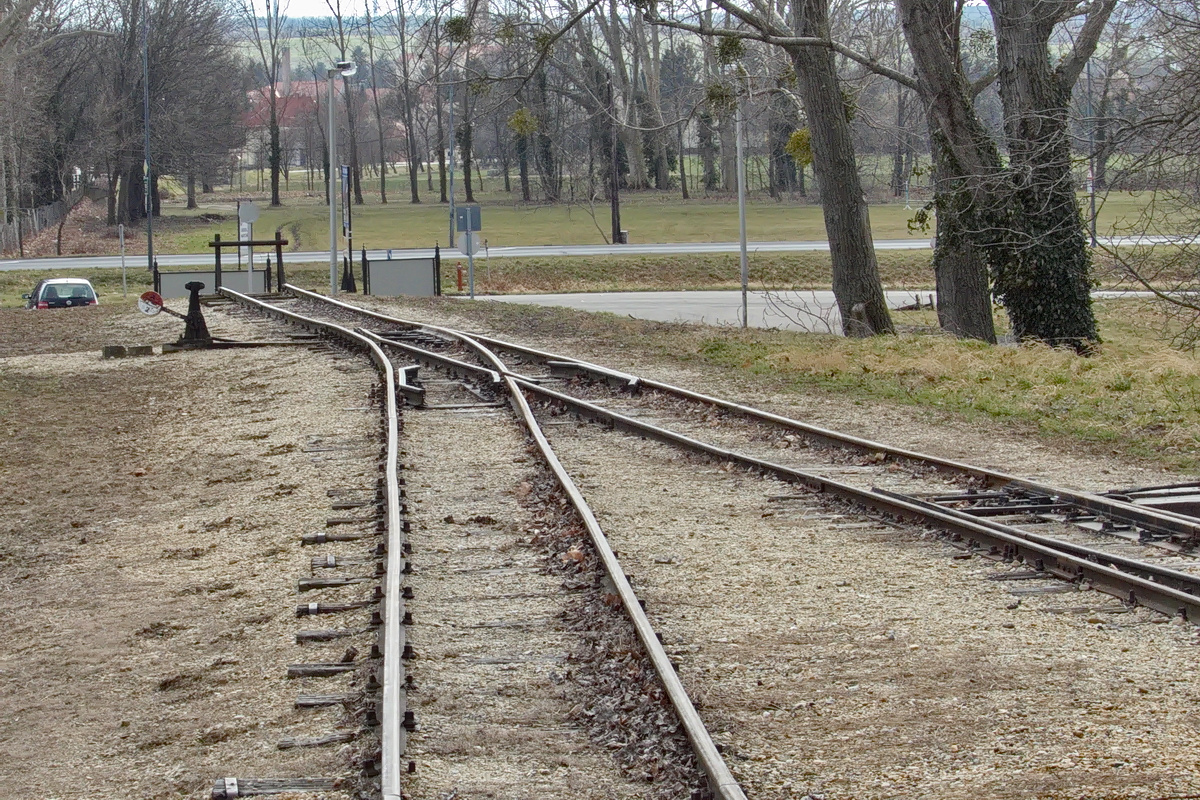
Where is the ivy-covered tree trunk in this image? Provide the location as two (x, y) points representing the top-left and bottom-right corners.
(786, 0), (893, 336)
(991, 0), (1099, 347)
(268, 100), (282, 206)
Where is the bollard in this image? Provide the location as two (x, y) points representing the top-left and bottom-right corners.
(456, 261), (464, 291)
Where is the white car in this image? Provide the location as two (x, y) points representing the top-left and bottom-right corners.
(23, 278), (99, 309)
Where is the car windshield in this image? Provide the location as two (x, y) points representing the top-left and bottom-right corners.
(45, 285), (93, 300)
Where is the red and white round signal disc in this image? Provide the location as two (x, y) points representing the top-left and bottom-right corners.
(138, 290), (164, 316)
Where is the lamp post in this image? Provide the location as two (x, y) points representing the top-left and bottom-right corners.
(327, 60), (357, 295)
(735, 75), (750, 329)
(142, 0), (153, 273)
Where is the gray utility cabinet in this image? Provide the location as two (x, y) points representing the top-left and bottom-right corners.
(156, 269), (266, 298)
(365, 256), (440, 297)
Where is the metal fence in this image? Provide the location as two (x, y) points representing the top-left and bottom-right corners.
(0, 188), (85, 255)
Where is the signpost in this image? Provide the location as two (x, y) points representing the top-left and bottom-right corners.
(238, 201), (260, 293)
(455, 205), (481, 299)
(119, 224), (127, 298)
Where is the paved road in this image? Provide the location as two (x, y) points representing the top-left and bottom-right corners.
(0, 235), (1179, 272)
(484, 289), (935, 333)
(483, 288), (1158, 333)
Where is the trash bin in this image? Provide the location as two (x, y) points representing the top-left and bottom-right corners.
(618, 230), (629, 244)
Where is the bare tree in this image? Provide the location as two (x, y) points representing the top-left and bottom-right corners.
(647, 0), (896, 335)
(239, 0), (288, 206)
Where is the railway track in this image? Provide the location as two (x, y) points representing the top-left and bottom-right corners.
(210, 288), (745, 800)
(210, 285), (1200, 798)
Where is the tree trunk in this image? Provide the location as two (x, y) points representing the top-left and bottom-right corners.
(459, 78), (475, 203)
(719, 112), (736, 192)
(406, 119), (421, 203)
(699, 111), (718, 191)
(678, 120), (689, 200)
(435, 86), (448, 203)
(537, 131), (559, 201)
(461, 120), (475, 203)
(517, 133), (530, 201)
(373, 94), (388, 204)
(891, 90), (907, 196)
(187, 173), (197, 209)
(930, 137), (997, 341)
(991, 0), (1098, 346)
(107, 169), (118, 225)
(786, 0), (892, 336)
(269, 98), (282, 206)
(343, 78), (363, 205)
(898, 0), (1000, 343)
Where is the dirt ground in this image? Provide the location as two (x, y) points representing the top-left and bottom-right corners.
(0, 304), (373, 799)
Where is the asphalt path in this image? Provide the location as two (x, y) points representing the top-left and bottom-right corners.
(0, 235), (1179, 272)
(483, 289), (932, 333)
(482, 288), (1159, 333)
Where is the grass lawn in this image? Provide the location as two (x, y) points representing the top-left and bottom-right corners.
(145, 179), (1157, 255)
(160, 192), (935, 253)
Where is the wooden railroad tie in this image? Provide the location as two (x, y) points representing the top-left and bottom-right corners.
(287, 662), (358, 678)
(277, 730), (356, 749)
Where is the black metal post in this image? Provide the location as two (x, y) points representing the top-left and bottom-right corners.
(275, 231), (285, 289)
(179, 282), (212, 347)
(360, 246), (368, 295)
(434, 244), (442, 296)
(213, 233), (222, 290)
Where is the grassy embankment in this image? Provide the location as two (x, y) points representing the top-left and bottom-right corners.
(390, 294), (1200, 472)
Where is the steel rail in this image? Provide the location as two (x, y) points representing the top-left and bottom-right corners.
(218, 289), (409, 800)
(873, 489), (1200, 597)
(499, 366), (747, 800)
(512, 376), (1200, 622)
(279, 291), (1200, 545)
(285, 285), (513, 376)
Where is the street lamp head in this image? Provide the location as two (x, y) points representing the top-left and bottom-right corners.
(330, 60), (357, 78)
